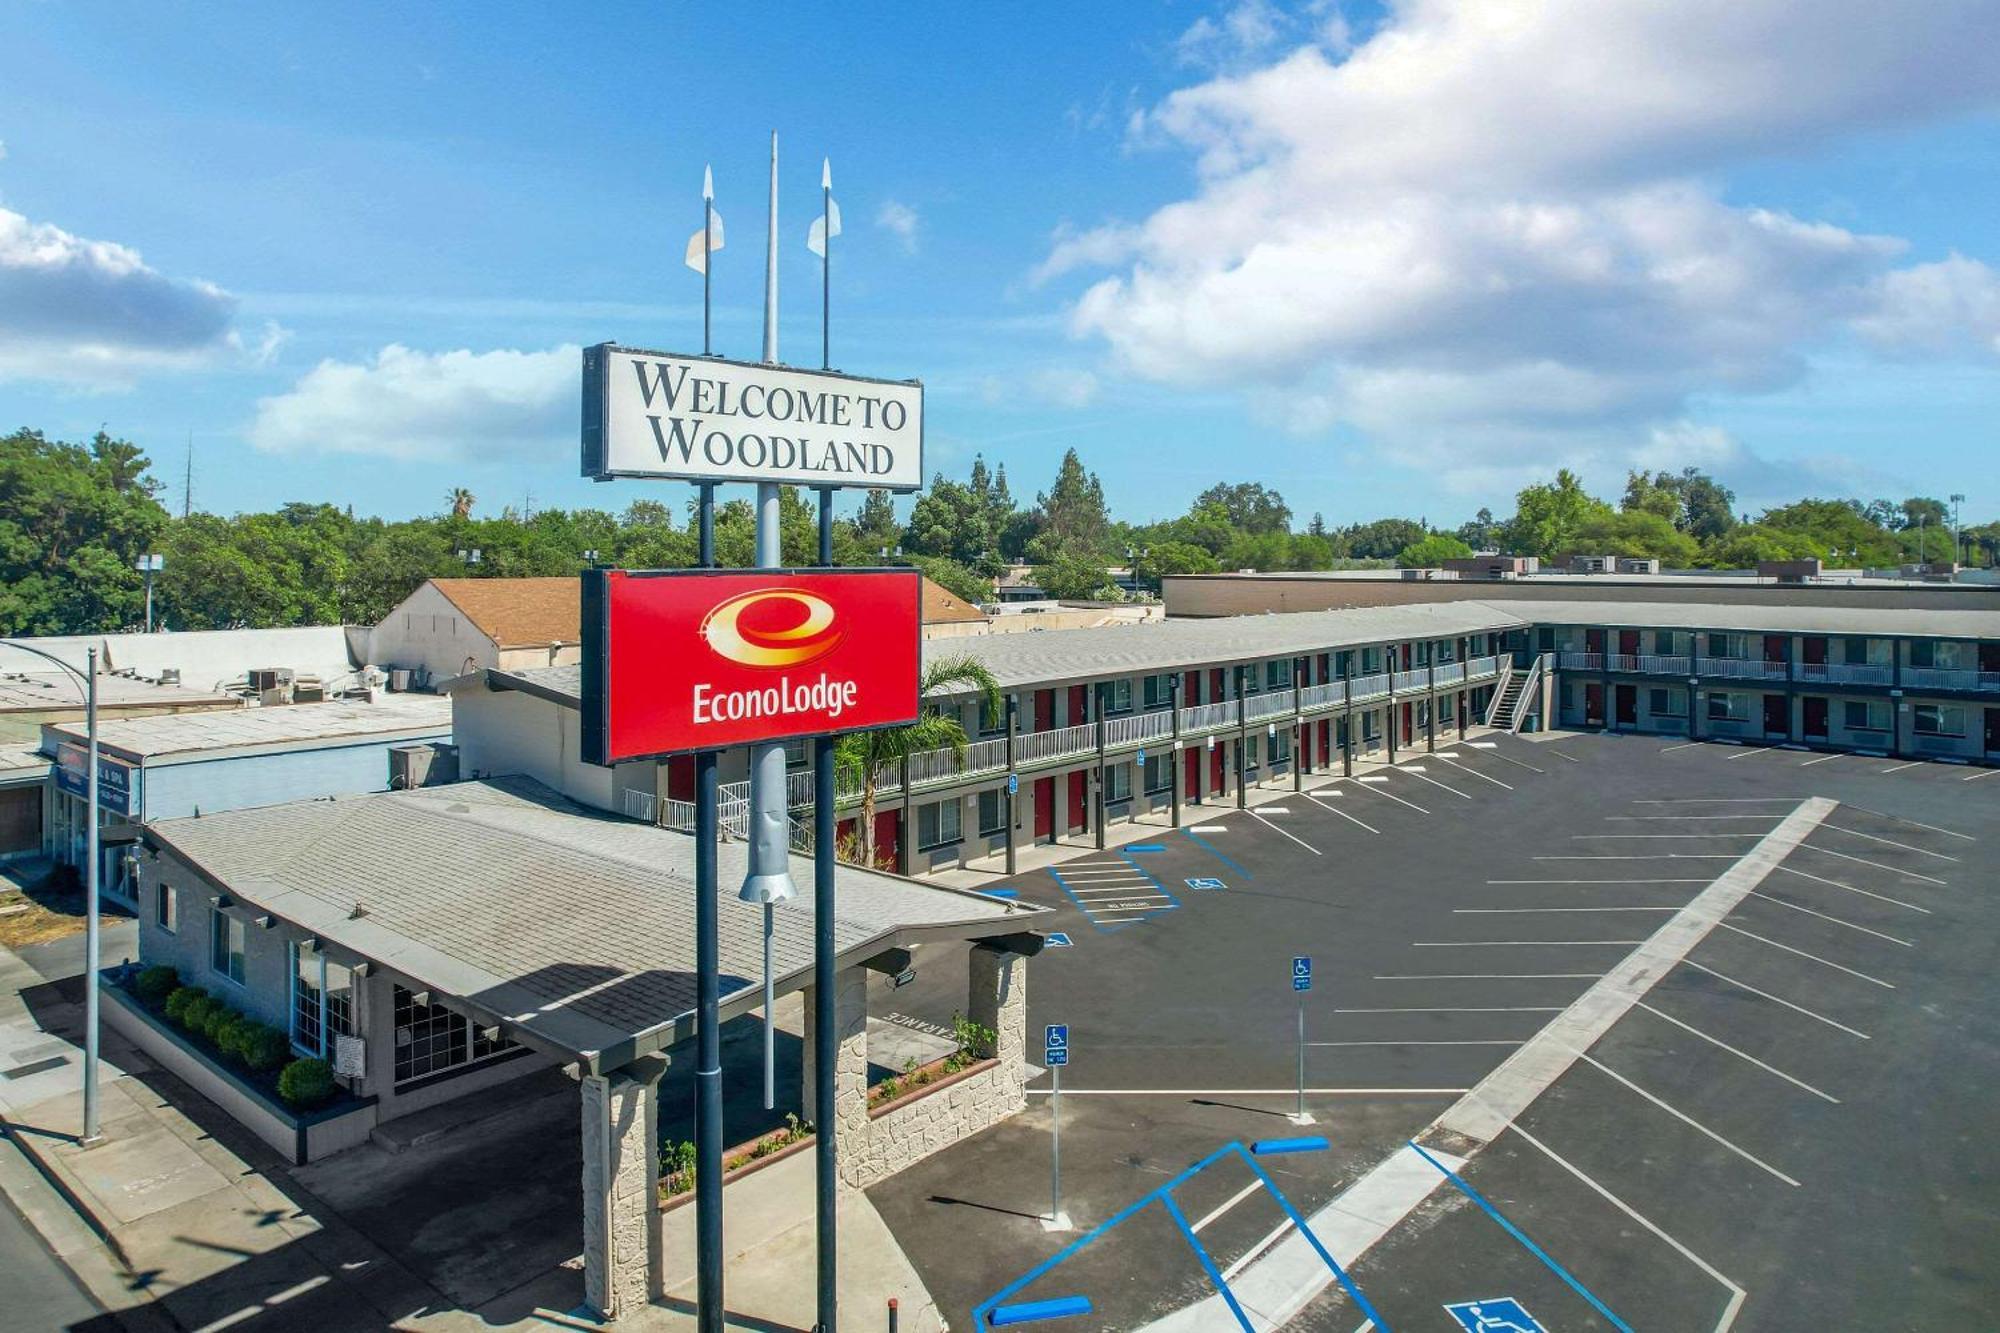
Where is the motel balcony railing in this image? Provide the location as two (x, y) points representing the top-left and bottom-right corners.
(1103, 709), (1175, 748)
(1433, 661), (1466, 686)
(1014, 722), (1096, 766)
(1901, 666), (1996, 691)
(1299, 680), (1346, 709)
(1466, 654), (1500, 681)
(1559, 652), (1603, 671)
(1391, 668), (1430, 693)
(1796, 661), (1895, 686)
(1179, 700), (1237, 734)
(1695, 656), (1789, 680)
(1349, 671), (1392, 702)
(1244, 689), (1297, 722)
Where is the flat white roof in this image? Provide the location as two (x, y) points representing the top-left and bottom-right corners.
(43, 694), (453, 764)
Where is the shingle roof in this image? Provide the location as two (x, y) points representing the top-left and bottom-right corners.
(145, 777), (1035, 1067)
(429, 578), (582, 649)
(921, 577), (987, 624)
(1498, 599), (2000, 638)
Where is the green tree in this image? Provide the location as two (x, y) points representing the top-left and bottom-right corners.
(0, 428), (168, 634)
(1131, 541), (1219, 590)
(854, 489), (901, 548)
(1563, 510), (1700, 565)
(1504, 470), (1614, 559)
(835, 655), (1000, 868)
(1028, 449), (1110, 561)
(1192, 482), (1291, 534)
(1034, 552), (1116, 600)
(905, 555), (993, 605)
(1395, 533), (1475, 567)
(1341, 517), (1430, 560)
(1898, 496), (1949, 531)
(1758, 498), (1899, 565)
(1699, 523), (1824, 567)
(1455, 507), (1499, 551)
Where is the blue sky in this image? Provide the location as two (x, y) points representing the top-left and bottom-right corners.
(4, 1), (1999, 528)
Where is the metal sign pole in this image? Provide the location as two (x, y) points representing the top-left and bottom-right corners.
(813, 487), (838, 1333)
(694, 488), (724, 1333)
(1295, 996), (1306, 1123)
(83, 646), (101, 1144)
(1050, 1063), (1062, 1225)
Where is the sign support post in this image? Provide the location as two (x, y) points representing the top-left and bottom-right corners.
(1291, 957), (1313, 1126)
(1168, 674), (1183, 829)
(695, 742), (724, 1332)
(813, 489), (838, 1333)
(1044, 1024), (1070, 1231)
(1004, 699), (1019, 876)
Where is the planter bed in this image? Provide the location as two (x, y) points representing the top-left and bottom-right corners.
(102, 977), (376, 1165)
(868, 1055), (998, 1119)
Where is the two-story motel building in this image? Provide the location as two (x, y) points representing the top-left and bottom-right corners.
(458, 597), (2000, 877)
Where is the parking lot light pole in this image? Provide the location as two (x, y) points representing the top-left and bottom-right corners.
(4, 640), (102, 1144)
(1004, 697), (1018, 876)
(1168, 675), (1183, 828)
(1234, 666), (1248, 809)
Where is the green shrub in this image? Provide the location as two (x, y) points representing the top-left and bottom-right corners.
(200, 1003), (237, 1044)
(135, 966), (180, 1005)
(277, 1058), (334, 1110)
(241, 1025), (291, 1073)
(177, 995), (216, 1034)
(164, 986), (206, 1024)
(216, 1015), (254, 1063)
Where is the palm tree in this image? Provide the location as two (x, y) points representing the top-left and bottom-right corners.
(448, 488), (475, 519)
(836, 654), (1001, 869)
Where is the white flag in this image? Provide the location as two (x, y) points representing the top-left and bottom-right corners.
(806, 201), (842, 257)
(685, 165), (724, 273)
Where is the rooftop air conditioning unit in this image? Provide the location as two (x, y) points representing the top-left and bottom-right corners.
(158, 667), (181, 686)
(248, 667), (295, 694)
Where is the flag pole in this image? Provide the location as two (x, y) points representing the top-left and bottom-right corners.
(821, 158), (832, 371)
(702, 165), (714, 356)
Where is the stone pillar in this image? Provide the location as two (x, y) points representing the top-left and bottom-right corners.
(968, 944), (1029, 1107)
(802, 965), (870, 1185)
(581, 1054), (667, 1321)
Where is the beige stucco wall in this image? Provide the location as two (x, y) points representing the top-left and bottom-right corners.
(365, 582), (500, 684)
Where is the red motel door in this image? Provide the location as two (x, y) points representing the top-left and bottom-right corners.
(1033, 777), (1054, 839)
(1033, 689), (1054, 732)
(1066, 771), (1088, 832)
(1803, 697), (1829, 738)
(1617, 630), (1640, 656)
(1184, 748), (1201, 798)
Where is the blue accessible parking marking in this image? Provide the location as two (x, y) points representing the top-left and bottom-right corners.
(1443, 1297), (1546, 1332)
(1181, 826), (1250, 877)
(1045, 931), (1074, 947)
(1047, 850), (1181, 932)
(1185, 876), (1227, 891)
(980, 886), (1019, 899)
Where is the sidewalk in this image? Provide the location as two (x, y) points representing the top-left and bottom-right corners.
(0, 940), (946, 1331)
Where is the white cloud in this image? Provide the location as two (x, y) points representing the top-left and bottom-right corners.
(248, 343), (577, 462)
(0, 205), (240, 381)
(1048, 0), (2000, 490)
(979, 366), (1101, 410)
(875, 200), (920, 253)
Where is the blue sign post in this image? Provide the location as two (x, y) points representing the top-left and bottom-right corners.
(1045, 1024), (1070, 1230)
(1291, 957), (1312, 1125)
(1007, 773), (1019, 797)
(1443, 1297), (1546, 1332)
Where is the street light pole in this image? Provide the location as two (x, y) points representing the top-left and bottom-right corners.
(2, 638), (102, 1143)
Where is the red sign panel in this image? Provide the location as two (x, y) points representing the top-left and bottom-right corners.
(582, 568), (921, 764)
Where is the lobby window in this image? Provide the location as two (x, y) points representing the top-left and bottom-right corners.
(917, 799), (962, 850)
(977, 788), (1007, 837)
(1843, 700), (1889, 732)
(155, 881), (178, 934)
(1915, 704), (1965, 737)
(1271, 729), (1292, 762)
(209, 909), (245, 985)
(291, 943), (355, 1057)
(1142, 753), (1172, 794)
(393, 984), (516, 1085)
(1707, 692), (1749, 722)
(1649, 688), (1687, 718)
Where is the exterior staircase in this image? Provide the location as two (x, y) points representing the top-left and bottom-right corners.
(1485, 657), (1544, 733)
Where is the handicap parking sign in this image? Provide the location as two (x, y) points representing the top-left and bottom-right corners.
(1292, 956), (1312, 992)
(1185, 876), (1226, 891)
(1007, 773), (1019, 796)
(1443, 1297), (1545, 1332)
(1045, 1023), (1069, 1066)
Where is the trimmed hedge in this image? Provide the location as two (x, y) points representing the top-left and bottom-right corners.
(147, 982), (299, 1083)
(277, 1058), (335, 1110)
(135, 965), (180, 1005)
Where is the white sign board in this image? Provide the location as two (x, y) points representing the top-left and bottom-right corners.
(333, 1034), (367, 1078)
(582, 343), (923, 490)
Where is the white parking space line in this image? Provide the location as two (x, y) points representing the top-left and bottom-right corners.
(1249, 808), (1321, 855)
(1964, 769), (2000, 783)
(1633, 1001), (1839, 1103)
(1576, 1051), (1801, 1187)
(1746, 890), (1913, 946)
(1546, 748), (1582, 763)
(1455, 906), (1679, 914)
(1878, 760), (1921, 774)
(1725, 747), (1773, 761)
(1481, 749), (1546, 774)
(1435, 755), (1513, 789)
(1799, 751), (1845, 766)
(1800, 842), (1948, 886)
(1633, 797), (1804, 804)
(1488, 878), (1713, 885)
(1575, 834), (1764, 840)
(1837, 808), (1975, 841)
(1659, 741), (1703, 753)
(1680, 959), (1870, 1039)
(1335, 1007), (1564, 1014)
(1413, 940), (1647, 947)
(1503, 1120), (1749, 1329)
(1776, 864), (1931, 914)
(1375, 973), (1606, 981)
(1091, 914), (1152, 924)
(1467, 741), (1500, 748)
(1819, 823), (1959, 861)
(1606, 815), (1784, 821)
(1398, 768), (1474, 801)
(1189, 824), (1230, 832)
(1027, 1087), (1471, 1097)
(1715, 922), (1896, 988)
(1538, 854), (1739, 861)
(1342, 779), (1431, 813)
(1304, 1032), (1520, 1040)
(1303, 791), (1381, 834)
(1191, 1179), (1266, 1235)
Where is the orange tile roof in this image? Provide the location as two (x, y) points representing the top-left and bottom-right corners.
(428, 578), (581, 648)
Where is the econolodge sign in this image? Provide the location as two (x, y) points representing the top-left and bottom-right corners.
(581, 343), (924, 491)
(581, 567), (922, 764)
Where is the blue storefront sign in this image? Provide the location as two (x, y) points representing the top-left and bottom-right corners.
(54, 743), (137, 818)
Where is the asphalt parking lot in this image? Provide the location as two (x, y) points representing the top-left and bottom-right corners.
(866, 731), (2000, 1331)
